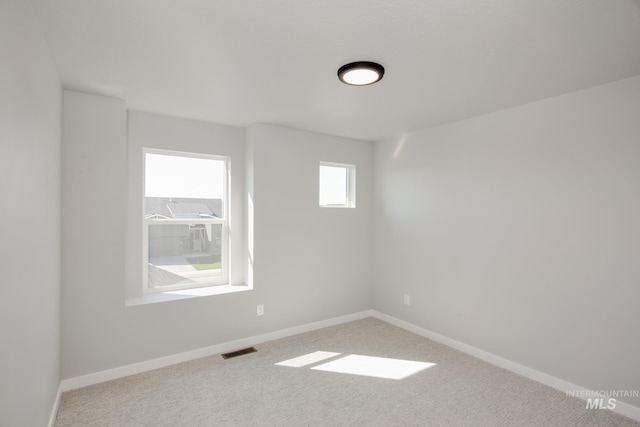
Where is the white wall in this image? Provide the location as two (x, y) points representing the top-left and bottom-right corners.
(61, 91), (128, 378)
(61, 97), (373, 379)
(249, 124), (373, 328)
(0, 1), (62, 425)
(373, 76), (640, 407)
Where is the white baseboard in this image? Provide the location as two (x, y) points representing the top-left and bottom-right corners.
(48, 382), (62, 427)
(371, 311), (640, 423)
(61, 310), (373, 392)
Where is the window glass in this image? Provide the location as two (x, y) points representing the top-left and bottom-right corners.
(319, 162), (355, 208)
(143, 151), (228, 291)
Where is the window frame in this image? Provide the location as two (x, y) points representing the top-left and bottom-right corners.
(142, 148), (230, 293)
(319, 161), (356, 208)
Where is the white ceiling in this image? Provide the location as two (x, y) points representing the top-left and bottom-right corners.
(32, 0), (640, 141)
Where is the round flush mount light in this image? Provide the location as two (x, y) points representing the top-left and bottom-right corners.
(337, 61), (385, 86)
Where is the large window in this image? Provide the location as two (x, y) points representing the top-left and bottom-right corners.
(143, 149), (229, 292)
(319, 162), (356, 208)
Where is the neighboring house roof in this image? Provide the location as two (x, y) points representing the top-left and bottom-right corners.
(145, 197), (223, 218)
(166, 202), (216, 218)
(144, 213), (170, 220)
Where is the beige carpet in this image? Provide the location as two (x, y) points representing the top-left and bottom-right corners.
(55, 318), (639, 426)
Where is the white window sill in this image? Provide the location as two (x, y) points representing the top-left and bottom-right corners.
(125, 283), (251, 306)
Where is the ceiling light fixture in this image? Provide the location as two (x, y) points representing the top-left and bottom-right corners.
(337, 61), (385, 86)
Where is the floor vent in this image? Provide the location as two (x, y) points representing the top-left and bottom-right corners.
(222, 347), (257, 360)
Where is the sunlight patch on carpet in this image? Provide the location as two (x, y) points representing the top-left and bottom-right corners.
(276, 351), (435, 380)
(312, 354), (435, 380)
(275, 351), (341, 368)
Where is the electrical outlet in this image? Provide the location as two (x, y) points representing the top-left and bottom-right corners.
(257, 304), (264, 316)
(404, 295), (410, 306)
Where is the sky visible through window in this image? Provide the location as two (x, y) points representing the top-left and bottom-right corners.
(320, 165), (348, 206)
(145, 153), (224, 199)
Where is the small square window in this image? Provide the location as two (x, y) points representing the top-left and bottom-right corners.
(319, 162), (356, 208)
